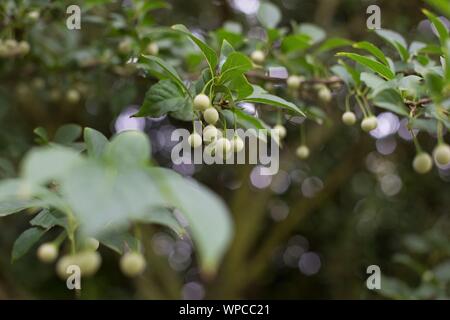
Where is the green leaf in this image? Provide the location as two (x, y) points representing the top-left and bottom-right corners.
(238, 85), (305, 115)
(138, 207), (186, 237)
(30, 209), (68, 230)
(353, 41), (389, 66)
(141, 55), (189, 95)
(54, 124), (82, 144)
(134, 79), (193, 119)
(150, 168), (233, 274)
(221, 108), (270, 132)
(257, 1), (281, 29)
(171, 24), (218, 76)
(99, 232), (140, 255)
(360, 72), (386, 93)
(22, 146), (83, 184)
(423, 9), (449, 46)
(337, 52), (395, 80)
(219, 40), (235, 65)
(375, 29), (409, 61)
(298, 23), (326, 44)
(219, 52), (253, 84)
(84, 128), (109, 159)
(12, 227), (47, 262)
(227, 74), (253, 100)
(316, 37), (353, 53)
(0, 199), (44, 217)
(105, 131), (151, 167)
(281, 34), (311, 53)
(424, 0), (450, 18)
(373, 89), (410, 116)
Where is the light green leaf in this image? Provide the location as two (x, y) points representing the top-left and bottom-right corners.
(373, 89), (410, 116)
(99, 232), (140, 255)
(424, 0), (450, 18)
(316, 37), (353, 53)
(105, 131), (151, 167)
(375, 29), (409, 61)
(423, 9), (449, 46)
(353, 41), (389, 66)
(0, 199), (44, 217)
(257, 1), (281, 29)
(298, 23), (326, 44)
(12, 227), (47, 262)
(30, 209), (68, 230)
(138, 207), (186, 237)
(84, 128), (109, 159)
(219, 52), (253, 84)
(281, 34), (311, 53)
(171, 24), (218, 76)
(337, 52), (395, 80)
(54, 124), (82, 144)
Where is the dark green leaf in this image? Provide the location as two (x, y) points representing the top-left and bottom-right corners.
(12, 227), (47, 262)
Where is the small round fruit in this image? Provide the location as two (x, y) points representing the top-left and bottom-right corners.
(361, 116), (378, 132)
(203, 125), (218, 143)
(296, 145), (310, 159)
(120, 252), (146, 277)
(86, 238), (100, 251)
(27, 10), (40, 21)
(66, 89), (80, 104)
(18, 41), (30, 55)
(342, 111), (356, 126)
(231, 135), (244, 153)
(318, 87), (332, 103)
(56, 252), (101, 278)
(188, 133), (202, 148)
(193, 94), (210, 111)
(251, 50), (265, 64)
(273, 124), (287, 139)
(433, 144), (450, 166)
(37, 243), (58, 263)
(146, 42), (159, 55)
(287, 75), (304, 90)
(413, 153), (433, 174)
(215, 138), (232, 156)
(203, 107), (219, 125)
(118, 38), (133, 54)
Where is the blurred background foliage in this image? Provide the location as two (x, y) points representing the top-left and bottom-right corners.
(0, 0), (449, 299)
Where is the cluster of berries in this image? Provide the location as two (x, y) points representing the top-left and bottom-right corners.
(0, 39), (30, 58)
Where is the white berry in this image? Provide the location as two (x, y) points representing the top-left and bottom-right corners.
(251, 50), (265, 64)
(203, 107), (219, 125)
(413, 153), (433, 174)
(287, 75), (304, 90)
(361, 116), (378, 132)
(120, 252), (146, 277)
(86, 238), (100, 251)
(296, 145), (310, 159)
(193, 94), (210, 111)
(215, 138), (231, 156)
(342, 111), (356, 126)
(66, 89), (80, 104)
(203, 125), (218, 143)
(146, 42), (159, 55)
(188, 133), (203, 148)
(318, 87), (332, 103)
(231, 135), (244, 153)
(37, 243), (58, 263)
(273, 124), (287, 139)
(433, 144), (450, 166)
(56, 252), (101, 278)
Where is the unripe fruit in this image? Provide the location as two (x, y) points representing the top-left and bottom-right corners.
(37, 243), (58, 263)
(287, 75), (304, 90)
(18, 41), (30, 55)
(118, 38), (133, 54)
(86, 238), (100, 251)
(146, 42), (159, 55)
(342, 111), (356, 126)
(193, 94), (210, 111)
(66, 89), (80, 104)
(318, 87), (332, 103)
(433, 144), (450, 166)
(120, 252), (146, 277)
(215, 138), (232, 156)
(56, 252), (101, 278)
(273, 124), (287, 139)
(203, 125), (218, 143)
(231, 135), (244, 153)
(203, 107), (219, 125)
(251, 50), (265, 64)
(361, 116), (378, 132)
(188, 133), (202, 148)
(27, 10), (40, 22)
(296, 145), (310, 159)
(413, 153), (433, 174)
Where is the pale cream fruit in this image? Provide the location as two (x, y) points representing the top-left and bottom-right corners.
(318, 87), (332, 103)
(18, 41), (30, 55)
(296, 145), (310, 159)
(86, 238), (100, 251)
(146, 42), (159, 55)
(273, 124), (287, 139)
(27, 10), (40, 21)
(413, 153), (433, 174)
(66, 89), (81, 104)
(56, 252), (101, 278)
(342, 111), (356, 126)
(203, 125), (218, 143)
(118, 38), (133, 54)
(188, 133), (203, 148)
(287, 75), (304, 90)
(37, 243), (58, 263)
(433, 144), (450, 166)
(231, 135), (244, 153)
(120, 252), (147, 277)
(193, 94), (210, 111)
(203, 107), (219, 125)
(215, 138), (232, 157)
(361, 116), (378, 132)
(251, 50), (265, 64)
